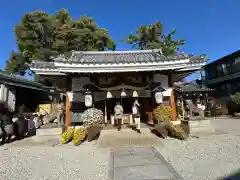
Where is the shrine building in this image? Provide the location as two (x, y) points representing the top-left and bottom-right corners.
(30, 49), (206, 126)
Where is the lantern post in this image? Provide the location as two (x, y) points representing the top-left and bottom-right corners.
(105, 91), (113, 125)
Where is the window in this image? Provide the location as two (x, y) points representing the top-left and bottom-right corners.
(216, 64), (224, 77)
(206, 67), (217, 80)
(206, 64), (224, 80)
(231, 57), (240, 74)
(225, 82), (240, 95)
(200, 69), (205, 80)
(222, 59), (236, 75)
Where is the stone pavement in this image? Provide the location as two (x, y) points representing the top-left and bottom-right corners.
(98, 128), (163, 149)
(110, 147), (184, 180)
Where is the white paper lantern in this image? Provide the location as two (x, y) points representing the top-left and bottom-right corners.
(121, 90), (127, 97)
(85, 94), (93, 107)
(106, 91), (113, 99)
(66, 92), (73, 102)
(132, 90), (138, 98)
(155, 91), (163, 104)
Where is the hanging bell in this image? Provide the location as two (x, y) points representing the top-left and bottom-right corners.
(121, 89), (127, 97)
(132, 90), (138, 98)
(106, 91), (113, 99)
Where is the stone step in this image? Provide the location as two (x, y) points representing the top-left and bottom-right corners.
(37, 125), (86, 136)
(188, 120), (215, 134)
(36, 128), (62, 136)
(97, 128), (162, 148)
(189, 120), (212, 127)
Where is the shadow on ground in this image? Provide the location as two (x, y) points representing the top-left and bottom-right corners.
(0, 127), (36, 146)
(219, 169), (240, 180)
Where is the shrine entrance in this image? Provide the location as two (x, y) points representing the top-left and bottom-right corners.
(95, 97), (138, 125)
(95, 95), (152, 125)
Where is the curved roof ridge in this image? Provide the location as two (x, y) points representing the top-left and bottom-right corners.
(72, 49), (162, 55)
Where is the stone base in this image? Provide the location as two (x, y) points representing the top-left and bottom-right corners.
(146, 120), (181, 126)
(36, 128), (62, 136)
(98, 128), (162, 148)
(188, 120), (215, 134)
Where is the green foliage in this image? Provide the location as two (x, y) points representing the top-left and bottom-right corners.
(73, 127), (86, 146)
(231, 92), (240, 104)
(153, 105), (188, 140)
(5, 51), (28, 75)
(153, 105), (172, 123)
(122, 21), (185, 55)
(61, 127), (75, 144)
(5, 9), (116, 75)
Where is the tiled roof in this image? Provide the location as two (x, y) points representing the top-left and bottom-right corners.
(31, 61), (56, 69)
(0, 72), (49, 91)
(52, 49), (202, 64)
(173, 82), (214, 92)
(31, 49), (206, 69)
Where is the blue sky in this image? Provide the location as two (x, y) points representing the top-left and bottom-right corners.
(0, 0), (240, 80)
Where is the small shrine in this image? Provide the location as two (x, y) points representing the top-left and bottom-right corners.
(30, 49), (206, 127)
(173, 82), (214, 119)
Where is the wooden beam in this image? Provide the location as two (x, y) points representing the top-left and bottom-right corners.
(65, 92), (71, 127)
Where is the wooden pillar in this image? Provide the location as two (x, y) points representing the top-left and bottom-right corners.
(170, 88), (177, 121)
(168, 71), (177, 121)
(65, 75), (72, 127)
(65, 92), (71, 127)
(181, 94), (185, 120)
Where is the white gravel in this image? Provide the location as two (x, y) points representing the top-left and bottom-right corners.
(0, 137), (111, 180)
(1, 118), (240, 180)
(155, 118), (240, 180)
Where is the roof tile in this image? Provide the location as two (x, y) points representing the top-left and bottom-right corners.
(30, 49), (206, 70)
(52, 49), (191, 64)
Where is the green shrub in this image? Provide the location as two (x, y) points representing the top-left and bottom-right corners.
(153, 105), (188, 140)
(153, 105), (172, 123)
(73, 127), (86, 146)
(231, 92), (240, 104)
(61, 127), (74, 144)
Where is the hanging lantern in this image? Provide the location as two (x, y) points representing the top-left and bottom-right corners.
(66, 92), (73, 102)
(85, 90), (92, 107)
(132, 90), (138, 98)
(106, 91), (113, 99)
(121, 89), (127, 97)
(155, 91), (163, 104)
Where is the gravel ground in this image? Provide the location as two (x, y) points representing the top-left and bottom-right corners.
(155, 118), (240, 180)
(0, 118), (240, 180)
(0, 137), (110, 180)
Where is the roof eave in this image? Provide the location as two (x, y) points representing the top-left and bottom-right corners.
(31, 63), (204, 74)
